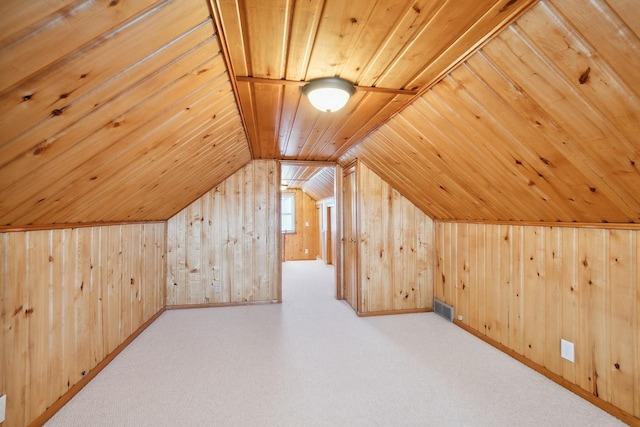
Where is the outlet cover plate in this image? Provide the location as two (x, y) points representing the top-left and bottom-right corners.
(561, 339), (575, 362)
(0, 394), (6, 423)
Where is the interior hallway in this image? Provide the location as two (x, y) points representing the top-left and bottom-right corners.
(46, 260), (624, 426)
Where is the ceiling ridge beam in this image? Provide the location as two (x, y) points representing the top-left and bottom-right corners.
(235, 75), (418, 95)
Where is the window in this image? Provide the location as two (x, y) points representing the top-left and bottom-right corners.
(281, 193), (295, 233)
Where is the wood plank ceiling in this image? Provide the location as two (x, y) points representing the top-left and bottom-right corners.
(213, 0), (537, 160)
(341, 0), (640, 224)
(0, 0), (251, 227)
(1, 0), (638, 226)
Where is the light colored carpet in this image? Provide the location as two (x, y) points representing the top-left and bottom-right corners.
(47, 260), (625, 426)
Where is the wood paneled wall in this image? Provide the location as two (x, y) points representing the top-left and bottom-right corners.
(435, 222), (639, 420)
(0, 223), (166, 427)
(166, 160), (280, 306)
(282, 189), (319, 261)
(357, 162), (434, 314)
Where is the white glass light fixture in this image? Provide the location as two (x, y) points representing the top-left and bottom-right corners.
(302, 77), (355, 112)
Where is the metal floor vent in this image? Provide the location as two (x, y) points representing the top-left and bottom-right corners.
(434, 298), (454, 322)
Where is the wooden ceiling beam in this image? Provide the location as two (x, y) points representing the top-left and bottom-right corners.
(235, 75), (418, 96)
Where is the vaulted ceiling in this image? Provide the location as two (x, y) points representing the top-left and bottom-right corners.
(1, 0), (639, 228)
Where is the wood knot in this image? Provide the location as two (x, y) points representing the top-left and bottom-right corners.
(579, 67), (591, 84)
(614, 363), (620, 370)
(540, 157), (551, 166)
(33, 140), (52, 156)
(350, 17), (358, 24)
(51, 108), (63, 116)
(23, 94), (33, 101)
(25, 307), (34, 315)
(499, 0), (516, 12)
(130, 278), (135, 285)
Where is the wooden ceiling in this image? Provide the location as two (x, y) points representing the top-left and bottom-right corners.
(1, 0), (638, 227)
(0, 0), (250, 227)
(213, 0), (537, 160)
(281, 162), (335, 201)
(341, 0), (640, 224)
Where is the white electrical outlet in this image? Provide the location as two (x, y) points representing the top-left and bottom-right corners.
(305, 221), (309, 227)
(561, 339), (575, 362)
(214, 283), (222, 293)
(304, 248), (309, 254)
(457, 315), (463, 321)
(0, 394), (6, 423)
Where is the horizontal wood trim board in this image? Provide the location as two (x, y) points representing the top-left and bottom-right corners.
(436, 219), (640, 230)
(357, 308), (432, 317)
(166, 300), (280, 310)
(454, 320), (640, 427)
(235, 76), (418, 95)
(28, 308), (167, 427)
(280, 160), (337, 167)
(0, 220), (167, 233)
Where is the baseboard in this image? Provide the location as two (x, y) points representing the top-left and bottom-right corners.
(166, 300), (280, 310)
(453, 320), (640, 427)
(28, 308), (166, 427)
(357, 307), (432, 317)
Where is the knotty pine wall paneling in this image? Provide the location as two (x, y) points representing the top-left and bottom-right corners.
(166, 160), (280, 306)
(353, 161), (434, 315)
(435, 222), (639, 421)
(282, 189), (319, 261)
(1, 223), (166, 427)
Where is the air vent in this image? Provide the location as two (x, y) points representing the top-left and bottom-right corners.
(434, 298), (454, 322)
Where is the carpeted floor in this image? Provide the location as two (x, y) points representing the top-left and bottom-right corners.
(46, 260), (625, 426)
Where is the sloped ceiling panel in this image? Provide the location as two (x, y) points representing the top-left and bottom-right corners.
(0, 0), (251, 227)
(341, 0), (640, 224)
(214, 0), (537, 161)
(301, 167), (335, 202)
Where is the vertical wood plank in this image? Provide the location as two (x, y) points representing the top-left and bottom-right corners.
(4, 232), (27, 426)
(485, 224), (499, 340)
(62, 228), (78, 393)
(433, 222), (448, 301)
(523, 226), (545, 366)
(253, 160), (267, 301)
(545, 226), (563, 375)
(90, 226), (104, 367)
(499, 225), (511, 346)
(635, 231), (640, 418)
(510, 225), (524, 355)
(608, 230), (634, 413)
(476, 224), (486, 335)
(561, 227), (578, 383)
(26, 231), (50, 422)
(0, 233), (5, 400)
(76, 228), (92, 383)
(468, 223), (479, 329)
(106, 226), (122, 355)
(457, 223), (469, 324)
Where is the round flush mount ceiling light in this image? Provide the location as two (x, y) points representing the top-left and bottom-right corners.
(302, 77), (355, 112)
